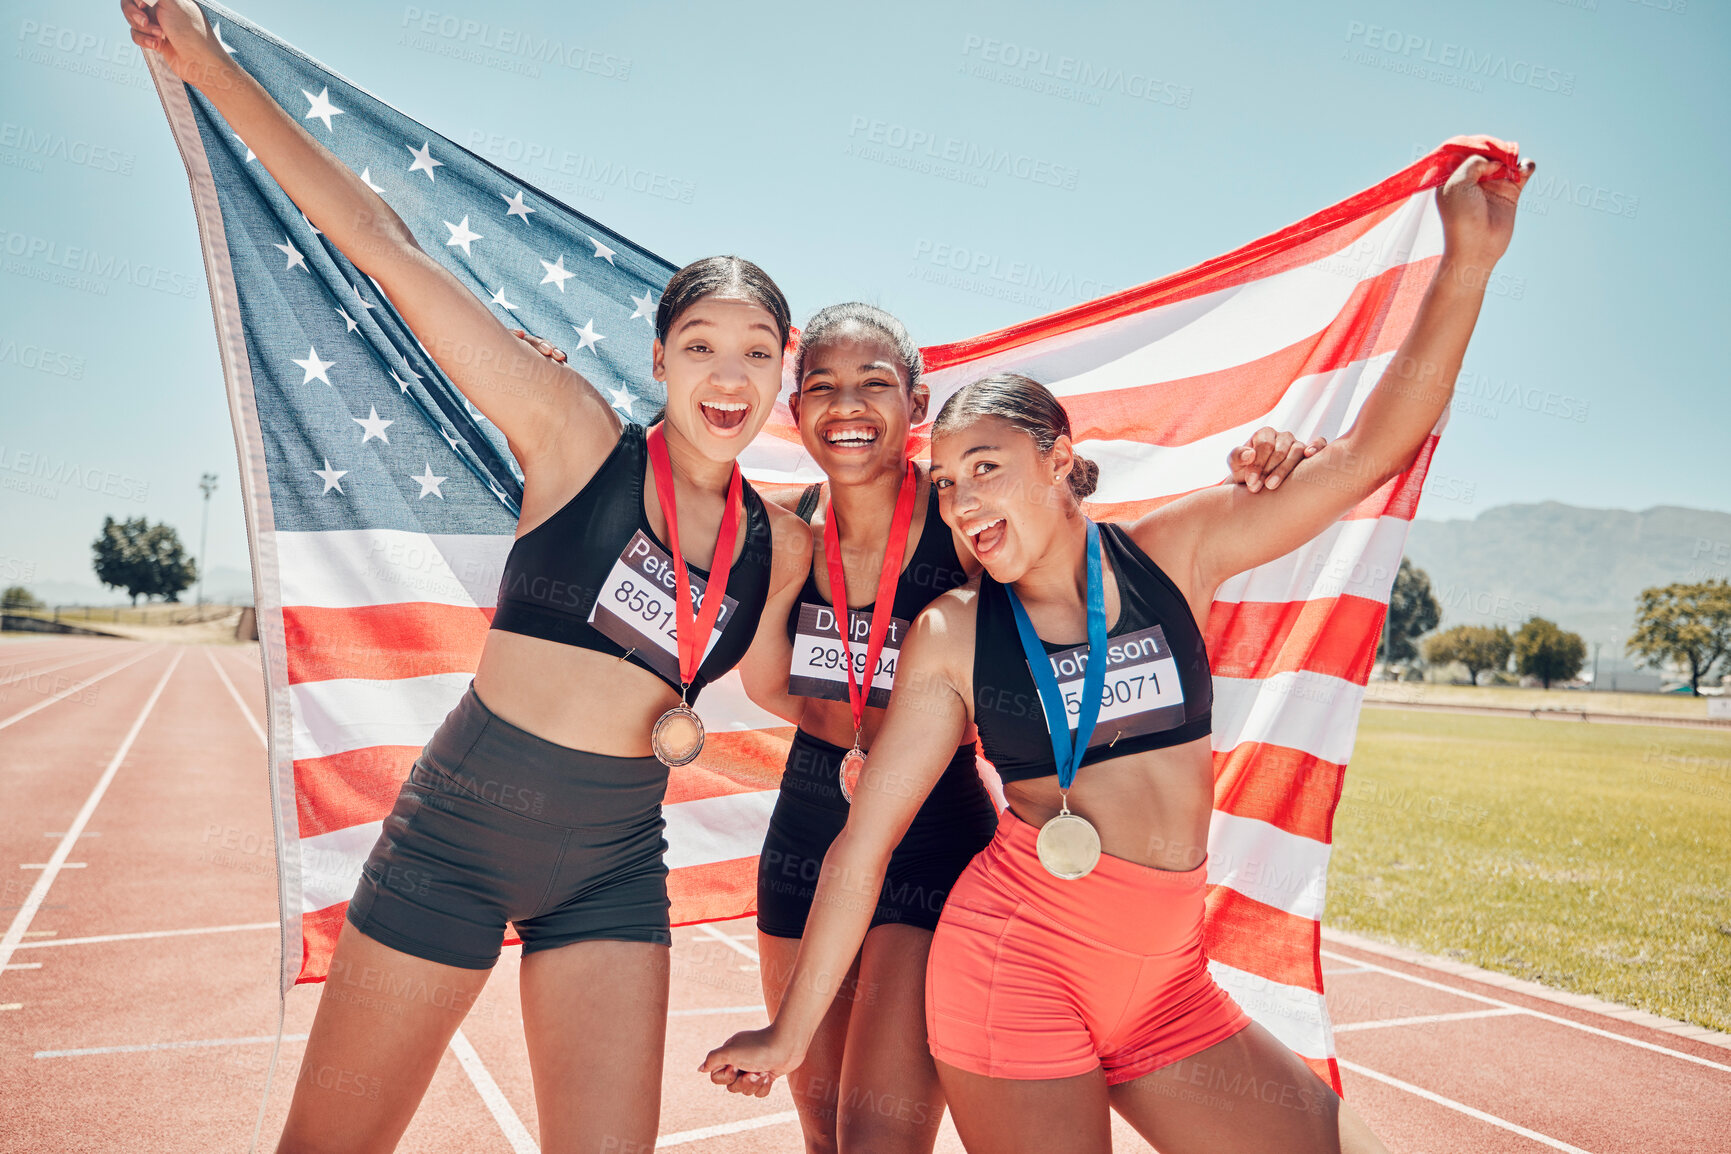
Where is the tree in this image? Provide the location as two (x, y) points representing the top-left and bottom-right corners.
(1626, 580), (1731, 696)
(2, 586), (42, 611)
(91, 516), (198, 604)
(1378, 558), (1441, 665)
(1422, 624), (1513, 685)
(1514, 617), (1587, 689)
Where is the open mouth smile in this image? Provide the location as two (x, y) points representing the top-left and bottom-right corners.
(700, 400), (751, 431)
(821, 423), (880, 450)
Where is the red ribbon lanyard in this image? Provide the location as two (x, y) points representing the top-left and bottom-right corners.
(647, 423), (744, 689)
(823, 461), (919, 733)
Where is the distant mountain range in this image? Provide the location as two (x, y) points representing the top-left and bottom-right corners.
(1402, 503), (1731, 667)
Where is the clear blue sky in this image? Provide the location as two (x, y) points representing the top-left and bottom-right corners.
(2, 0), (1724, 599)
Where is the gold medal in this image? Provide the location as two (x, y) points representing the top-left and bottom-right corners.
(651, 703), (705, 767)
(838, 745), (866, 802)
(1035, 801), (1100, 880)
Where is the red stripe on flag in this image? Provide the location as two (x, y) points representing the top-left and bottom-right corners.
(671, 728), (793, 804)
(1064, 257), (1440, 449)
(297, 902), (349, 984)
(284, 603), (492, 684)
(1212, 743), (1345, 845)
(1310, 1056), (1342, 1095)
(669, 857), (759, 926)
(294, 745), (420, 839)
(1206, 595), (1384, 685)
(923, 136), (1516, 372)
(1203, 886), (1322, 993)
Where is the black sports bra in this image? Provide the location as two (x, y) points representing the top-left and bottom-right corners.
(973, 521), (1212, 783)
(490, 422), (774, 703)
(784, 481), (969, 708)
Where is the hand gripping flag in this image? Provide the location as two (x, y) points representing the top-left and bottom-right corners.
(149, 1), (1516, 1093)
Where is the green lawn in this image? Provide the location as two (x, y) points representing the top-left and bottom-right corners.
(1362, 680), (1716, 719)
(1327, 708), (1731, 1033)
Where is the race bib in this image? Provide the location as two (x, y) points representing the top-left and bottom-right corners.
(587, 529), (738, 684)
(788, 601), (908, 708)
(1038, 624), (1187, 748)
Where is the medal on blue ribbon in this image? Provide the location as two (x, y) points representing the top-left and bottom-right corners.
(1005, 518), (1109, 879)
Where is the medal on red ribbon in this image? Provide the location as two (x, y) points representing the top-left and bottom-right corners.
(646, 423), (744, 767)
(823, 461), (920, 802)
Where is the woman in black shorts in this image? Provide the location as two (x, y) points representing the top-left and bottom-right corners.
(122, 3), (811, 1151)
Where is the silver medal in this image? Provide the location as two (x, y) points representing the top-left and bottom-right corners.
(838, 746), (866, 803)
(1035, 807), (1101, 880)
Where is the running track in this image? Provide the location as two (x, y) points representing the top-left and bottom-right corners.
(2, 636), (1727, 1152)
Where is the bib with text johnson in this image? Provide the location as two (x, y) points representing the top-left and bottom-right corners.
(789, 602), (908, 709)
(1038, 623), (1187, 747)
(588, 529), (738, 685)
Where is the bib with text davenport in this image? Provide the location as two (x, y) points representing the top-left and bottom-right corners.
(788, 601), (908, 709)
(587, 529), (738, 686)
(1037, 623), (1187, 748)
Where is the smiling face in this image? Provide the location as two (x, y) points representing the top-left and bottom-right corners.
(789, 325), (928, 485)
(930, 415), (1079, 582)
(651, 295), (785, 462)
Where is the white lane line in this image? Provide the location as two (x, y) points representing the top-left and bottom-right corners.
(1338, 1059), (1595, 1154)
(1, 1003), (20, 1011)
(0, 644), (159, 732)
(4, 963), (42, 970)
(1320, 948), (1731, 1074)
(448, 1029), (540, 1154)
(207, 647), (266, 745)
(696, 924), (761, 962)
(0, 646), (117, 690)
(43, 831), (102, 836)
(37, 1033), (310, 1059)
(21, 863), (85, 869)
(17, 922), (277, 950)
(657, 1111), (800, 1147)
(667, 1005), (767, 1018)
(1322, 965), (1373, 975)
(1334, 1008), (1524, 1033)
(0, 649), (182, 978)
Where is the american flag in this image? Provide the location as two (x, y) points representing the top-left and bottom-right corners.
(149, 1), (1515, 1095)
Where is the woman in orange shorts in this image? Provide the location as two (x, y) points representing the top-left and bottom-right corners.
(704, 152), (1532, 1152)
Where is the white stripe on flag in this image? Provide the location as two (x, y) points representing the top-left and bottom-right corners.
(694, 670), (794, 734)
(1211, 672), (1367, 766)
(1213, 516), (1407, 606)
(1208, 959), (1333, 1062)
(1207, 810), (1330, 922)
(290, 672), (471, 760)
(299, 822), (382, 913)
(663, 791), (779, 871)
(276, 529), (511, 610)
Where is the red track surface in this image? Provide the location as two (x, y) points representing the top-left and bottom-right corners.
(2, 636), (1727, 1152)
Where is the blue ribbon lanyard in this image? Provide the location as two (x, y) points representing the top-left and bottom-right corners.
(1005, 519), (1109, 793)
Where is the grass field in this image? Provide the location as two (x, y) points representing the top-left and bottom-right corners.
(1327, 707), (1731, 1033)
(2, 602), (242, 627)
(1362, 680), (1717, 719)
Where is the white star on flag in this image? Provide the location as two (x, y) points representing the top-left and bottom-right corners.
(440, 427), (465, 451)
(302, 212), (321, 235)
(314, 458), (348, 494)
(444, 216), (482, 255)
(293, 346), (335, 385)
(488, 481), (511, 505)
(335, 306), (358, 332)
(539, 255), (575, 291)
(212, 21), (237, 56)
(353, 405), (393, 443)
(274, 237), (306, 271)
(589, 237), (616, 264)
(406, 141), (443, 181)
(572, 319), (605, 352)
(351, 283), (375, 309)
(358, 168), (385, 194)
(234, 133), (255, 162)
(501, 190), (535, 222)
(410, 464), (448, 499)
(629, 288), (655, 323)
(302, 87), (344, 132)
(607, 384), (634, 416)
(390, 370), (416, 394)
(489, 286), (517, 310)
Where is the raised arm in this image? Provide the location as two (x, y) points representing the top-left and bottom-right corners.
(124, 0), (620, 469)
(699, 595), (974, 1093)
(1132, 153), (1534, 601)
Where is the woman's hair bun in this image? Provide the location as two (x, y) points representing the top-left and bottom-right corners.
(1068, 454), (1099, 500)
